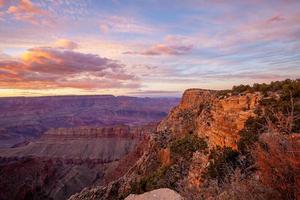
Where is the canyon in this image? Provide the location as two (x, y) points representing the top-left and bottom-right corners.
(0, 95), (179, 200)
(69, 83), (300, 200)
(0, 95), (179, 148)
(1, 80), (299, 200)
(0, 125), (155, 200)
(69, 89), (262, 199)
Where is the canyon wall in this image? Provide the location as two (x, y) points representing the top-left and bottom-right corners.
(69, 89), (262, 200)
(0, 95), (178, 148)
(159, 89), (260, 148)
(158, 89), (260, 188)
(0, 124), (155, 200)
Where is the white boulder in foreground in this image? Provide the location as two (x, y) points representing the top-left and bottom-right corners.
(125, 188), (184, 200)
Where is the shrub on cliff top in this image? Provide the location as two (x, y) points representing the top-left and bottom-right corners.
(220, 79), (300, 96)
(232, 84), (252, 94)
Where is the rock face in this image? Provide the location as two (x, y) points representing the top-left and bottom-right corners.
(125, 188), (183, 200)
(0, 95), (179, 148)
(158, 89), (260, 187)
(0, 124), (155, 200)
(68, 89), (262, 200)
(0, 125), (154, 160)
(43, 124), (153, 139)
(159, 89), (260, 149)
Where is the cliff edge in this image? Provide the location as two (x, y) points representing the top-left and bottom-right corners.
(69, 88), (263, 200)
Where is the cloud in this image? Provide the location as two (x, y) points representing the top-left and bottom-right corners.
(0, 47), (138, 90)
(7, 0), (50, 24)
(100, 24), (110, 33)
(99, 15), (155, 34)
(124, 44), (193, 56)
(0, 0), (6, 7)
(0, 52), (12, 60)
(54, 39), (79, 50)
(124, 35), (194, 56)
(128, 90), (181, 97)
(208, 73), (289, 80)
(266, 15), (285, 24)
(0, 0), (11, 8)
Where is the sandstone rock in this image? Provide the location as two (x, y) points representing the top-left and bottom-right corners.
(125, 188), (184, 200)
(197, 92), (261, 149)
(158, 90), (261, 188)
(188, 151), (209, 188)
(159, 148), (171, 167)
(159, 89), (261, 149)
(69, 89), (262, 200)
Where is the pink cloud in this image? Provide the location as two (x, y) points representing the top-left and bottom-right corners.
(192, 12), (300, 53)
(267, 15), (285, 24)
(54, 39), (79, 50)
(0, 47), (138, 90)
(0, 0), (12, 8)
(0, 0), (6, 7)
(7, 0), (50, 24)
(234, 13), (300, 43)
(124, 43), (193, 56)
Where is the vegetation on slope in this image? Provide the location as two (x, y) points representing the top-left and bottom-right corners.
(130, 79), (300, 200)
(130, 133), (208, 194)
(69, 79), (299, 200)
(202, 79), (300, 200)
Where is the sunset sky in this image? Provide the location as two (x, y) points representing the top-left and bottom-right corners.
(0, 0), (300, 97)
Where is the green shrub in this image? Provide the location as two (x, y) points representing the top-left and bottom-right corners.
(228, 79), (300, 97)
(130, 166), (169, 194)
(216, 90), (231, 98)
(232, 84), (252, 94)
(204, 147), (239, 181)
(170, 134), (208, 160)
(130, 134), (208, 194)
(237, 116), (265, 153)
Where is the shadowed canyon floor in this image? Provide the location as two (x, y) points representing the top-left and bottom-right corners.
(0, 125), (156, 200)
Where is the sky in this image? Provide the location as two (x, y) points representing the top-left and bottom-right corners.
(0, 0), (299, 97)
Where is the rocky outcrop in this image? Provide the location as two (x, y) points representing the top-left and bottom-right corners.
(198, 92), (260, 148)
(69, 89), (262, 200)
(158, 89), (215, 137)
(159, 89), (261, 149)
(158, 89), (260, 188)
(125, 188), (183, 200)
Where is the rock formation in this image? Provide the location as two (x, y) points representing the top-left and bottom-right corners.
(68, 89), (262, 200)
(125, 188), (183, 200)
(158, 89), (260, 149)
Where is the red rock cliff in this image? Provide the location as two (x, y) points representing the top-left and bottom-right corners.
(69, 89), (262, 200)
(158, 89), (261, 149)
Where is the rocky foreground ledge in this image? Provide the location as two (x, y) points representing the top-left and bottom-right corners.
(125, 188), (183, 200)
